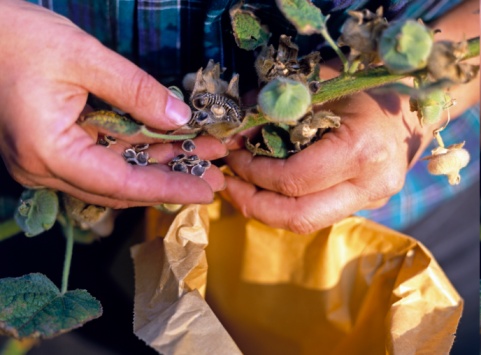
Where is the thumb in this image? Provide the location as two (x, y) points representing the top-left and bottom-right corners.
(72, 36), (191, 130)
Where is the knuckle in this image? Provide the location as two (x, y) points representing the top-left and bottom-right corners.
(274, 173), (302, 197)
(287, 214), (317, 235)
(126, 70), (160, 110)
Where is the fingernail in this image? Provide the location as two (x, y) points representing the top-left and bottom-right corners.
(166, 95), (191, 126)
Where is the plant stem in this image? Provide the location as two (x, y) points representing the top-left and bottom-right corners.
(0, 219), (22, 241)
(61, 214), (74, 294)
(320, 27), (349, 73)
(232, 36), (480, 134)
(0, 338), (38, 355)
(140, 126), (197, 141)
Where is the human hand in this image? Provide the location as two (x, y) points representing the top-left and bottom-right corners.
(222, 90), (432, 234)
(0, 0), (226, 208)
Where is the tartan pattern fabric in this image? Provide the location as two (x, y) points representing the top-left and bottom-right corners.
(27, 0), (477, 231)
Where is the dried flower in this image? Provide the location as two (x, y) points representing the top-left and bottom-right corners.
(338, 7), (387, 69)
(427, 40), (479, 84)
(423, 142), (470, 185)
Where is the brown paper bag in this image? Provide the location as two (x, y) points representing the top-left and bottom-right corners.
(134, 199), (462, 355)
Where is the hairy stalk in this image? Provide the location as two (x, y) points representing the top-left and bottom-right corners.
(61, 214), (74, 294)
(230, 37), (480, 134)
(319, 27), (349, 73)
(140, 126), (197, 140)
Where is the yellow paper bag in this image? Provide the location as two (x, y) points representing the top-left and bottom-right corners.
(137, 199), (462, 355)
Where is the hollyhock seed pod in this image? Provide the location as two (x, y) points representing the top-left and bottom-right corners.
(379, 20), (433, 74)
(258, 77), (311, 124)
(425, 143), (470, 185)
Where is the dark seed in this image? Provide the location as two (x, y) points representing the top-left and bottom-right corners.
(181, 139), (196, 152)
(199, 160), (211, 168)
(122, 149), (137, 159)
(194, 111), (209, 123)
(136, 152), (149, 166)
(172, 162), (188, 173)
(191, 164), (206, 177)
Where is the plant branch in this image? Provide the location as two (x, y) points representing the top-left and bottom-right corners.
(230, 36), (480, 134)
(140, 126), (197, 141)
(61, 214), (74, 294)
(0, 219), (22, 241)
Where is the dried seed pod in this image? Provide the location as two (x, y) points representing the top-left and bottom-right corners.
(379, 19), (434, 74)
(255, 35), (320, 83)
(427, 40), (479, 83)
(423, 143), (470, 185)
(258, 77), (311, 124)
(338, 7), (387, 69)
(289, 110), (341, 151)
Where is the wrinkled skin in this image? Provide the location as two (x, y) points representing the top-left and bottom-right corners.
(0, 0), (226, 208)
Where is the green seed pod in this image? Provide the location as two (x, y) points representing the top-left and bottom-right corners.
(379, 20), (433, 74)
(410, 89), (451, 126)
(257, 77), (311, 124)
(14, 189), (59, 237)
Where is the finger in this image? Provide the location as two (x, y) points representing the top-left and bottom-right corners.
(42, 124), (220, 204)
(222, 176), (371, 234)
(24, 164), (225, 208)
(70, 35), (191, 130)
(224, 129), (360, 197)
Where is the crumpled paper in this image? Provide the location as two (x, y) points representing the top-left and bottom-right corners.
(133, 199), (462, 355)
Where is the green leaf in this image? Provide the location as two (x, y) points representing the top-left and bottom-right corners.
(245, 124), (291, 158)
(0, 273), (102, 339)
(230, 5), (270, 51)
(14, 189), (59, 237)
(276, 0), (327, 35)
(81, 110), (141, 135)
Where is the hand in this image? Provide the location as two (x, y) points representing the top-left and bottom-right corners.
(222, 91), (432, 234)
(221, 0), (479, 234)
(0, 0), (226, 208)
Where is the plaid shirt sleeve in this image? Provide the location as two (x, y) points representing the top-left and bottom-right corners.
(28, 0), (478, 231)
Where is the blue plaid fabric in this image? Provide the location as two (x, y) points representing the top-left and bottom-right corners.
(28, 0), (478, 231)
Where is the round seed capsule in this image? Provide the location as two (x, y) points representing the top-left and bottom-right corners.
(181, 139), (196, 152)
(191, 164), (206, 177)
(172, 162), (189, 173)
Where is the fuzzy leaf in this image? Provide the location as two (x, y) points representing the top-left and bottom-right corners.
(276, 0), (327, 35)
(81, 110), (141, 135)
(14, 189), (59, 237)
(0, 273), (102, 339)
(230, 6), (270, 50)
